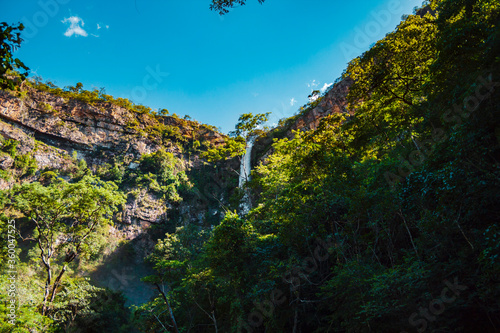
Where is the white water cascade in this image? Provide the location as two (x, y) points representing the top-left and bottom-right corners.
(238, 136), (256, 187)
(238, 136), (256, 214)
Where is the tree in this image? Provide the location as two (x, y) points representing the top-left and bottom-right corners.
(141, 225), (211, 333)
(14, 176), (125, 316)
(203, 112), (269, 164)
(67, 82), (84, 93)
(308, 89), (321, 102)
(0, 22), (29, 90)
(342, 10), (438, 157)
(210, 0), (265, 15)
(158, 108), (170, 116)
(230, 112), (270, 139)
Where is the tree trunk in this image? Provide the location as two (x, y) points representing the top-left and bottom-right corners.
(41, 264), (52, 316)
(49, 265), (67, 304)
(155, 283), (180, 333)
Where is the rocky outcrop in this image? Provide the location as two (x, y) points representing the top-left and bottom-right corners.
(0, 89), (224, 164)
(289, 77), (352, 133)
(0, 153), (13, 170)
(119, 189), (170, 227)
(0, 87), (231, 227)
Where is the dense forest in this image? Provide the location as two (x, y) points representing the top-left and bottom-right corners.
(1, 0), (500, 332)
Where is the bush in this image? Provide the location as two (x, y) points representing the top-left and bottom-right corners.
(14, 153), (37, 176)
(0, 139), (18, 158)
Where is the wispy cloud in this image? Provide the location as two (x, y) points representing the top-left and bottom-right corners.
(307, 80), (319, 88)
(62, 16), (88, 37)
(321, 82), (333, 93)
(97, 23), (110, 30)
(290, 98), (297, 106)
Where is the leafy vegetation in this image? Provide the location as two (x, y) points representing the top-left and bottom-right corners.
(14, 176), (126, 315)
(202, 112), (270, 166)
(0, 22), (29, 90)
(138, 1), (500, 332)
(130, 150), (191, 202)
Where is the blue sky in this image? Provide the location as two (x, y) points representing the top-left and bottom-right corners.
(2, 0), (423, 133)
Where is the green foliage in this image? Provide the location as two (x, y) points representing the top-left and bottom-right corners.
(58, 283), (132, 333)
(201, 112), (270, 168)
(210, 0), (265, 15)
(125, 150), (190, 202)
(0, 22), (29, 90)
(202, 135), (245, 162)
(13, 175), (126, 315)
(13, 153), (38, 177)
(0, 139), (38, 176)
(96, 162), (125, 184)
(229, 112), (270, 138)
(0, 138), (18, 158)
(141, 1), (500, 331)
(206, 212), (256, 280)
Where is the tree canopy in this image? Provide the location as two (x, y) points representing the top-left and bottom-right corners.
(14, 176), (125, 316)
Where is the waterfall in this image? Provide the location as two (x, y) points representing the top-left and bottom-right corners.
(238, 136), (256, 188)
(239, 136), (256, 215)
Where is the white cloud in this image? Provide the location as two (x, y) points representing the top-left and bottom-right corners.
(62, 16), (88, 37)
(106, 25), (109, 29)
(290, 98), (297, 106)
(97, 23), (101, 30)
(321, 82), (333, 93)
(307, 80), (319, 88)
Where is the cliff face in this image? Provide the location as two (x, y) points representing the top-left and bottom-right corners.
(0, 88), (224, 165)
(0, 87), (231, 221)
(0, 85), (238, 305)
(289, 77), (352, 133)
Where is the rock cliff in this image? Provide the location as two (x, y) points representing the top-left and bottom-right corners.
(0, 84), (237, 304)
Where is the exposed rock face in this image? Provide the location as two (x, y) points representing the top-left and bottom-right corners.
(0, 153), (13, 170)
(0, 88), (229, 225)
(120, 189), (170, 227)
(0, 90), (141, 153)
(0, 89), (224, 162)
(289, 77), (352, 133)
